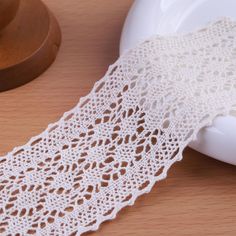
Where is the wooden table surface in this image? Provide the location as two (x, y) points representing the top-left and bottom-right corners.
(0, 0), (235, 235)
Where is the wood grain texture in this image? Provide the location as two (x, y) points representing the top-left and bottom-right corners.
(0, 0), (235, 235)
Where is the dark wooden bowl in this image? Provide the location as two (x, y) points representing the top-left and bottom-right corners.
(0, 0), (61, 92)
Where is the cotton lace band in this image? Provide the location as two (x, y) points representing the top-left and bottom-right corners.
(1, 18), (236, 235)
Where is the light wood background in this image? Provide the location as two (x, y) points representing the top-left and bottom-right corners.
(0, 0), (235, 235)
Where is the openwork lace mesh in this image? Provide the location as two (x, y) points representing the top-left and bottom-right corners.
(1, 18), (236, 235)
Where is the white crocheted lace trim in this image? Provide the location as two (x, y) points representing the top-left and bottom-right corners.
(1, 18), (236, 236)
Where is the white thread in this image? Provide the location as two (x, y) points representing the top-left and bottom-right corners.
(0, 18), (236, 236)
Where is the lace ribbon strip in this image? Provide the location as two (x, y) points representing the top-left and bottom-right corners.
(1, 18), (236, 235)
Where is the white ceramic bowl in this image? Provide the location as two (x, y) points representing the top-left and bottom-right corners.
(120, 0), (236, 165)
